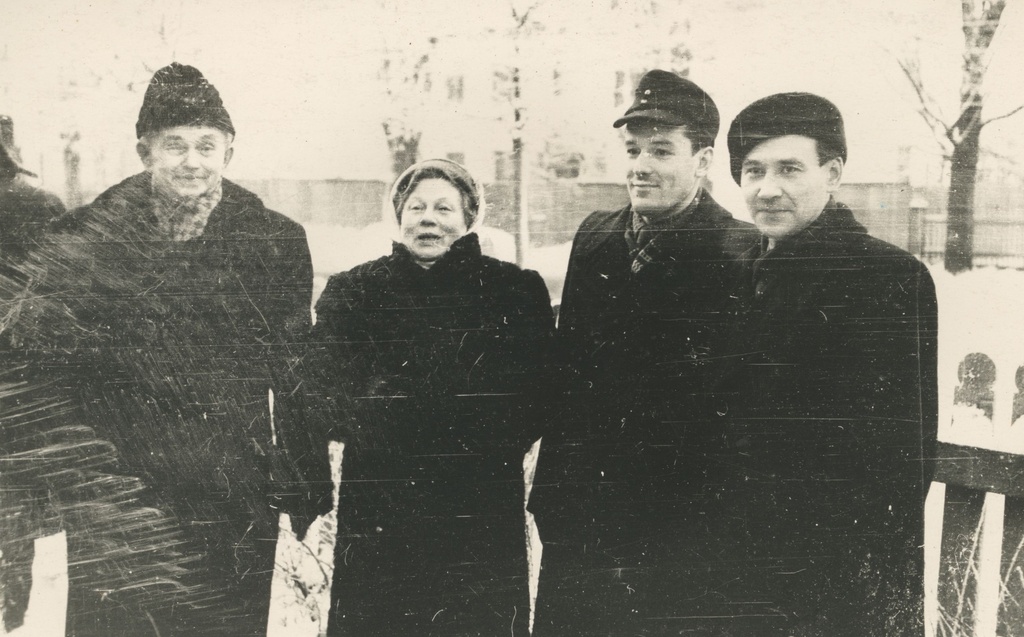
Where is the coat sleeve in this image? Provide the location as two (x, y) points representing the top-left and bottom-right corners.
(308, 270), (367, 446)
(528, 221), (598, 530)
(505, 268), (558, 452)
(556, 216), (594, 337)
(805, 258), (937, 637)
(264, 224), (336, 525)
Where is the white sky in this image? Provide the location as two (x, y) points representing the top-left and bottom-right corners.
(2, 0), (1023, 196)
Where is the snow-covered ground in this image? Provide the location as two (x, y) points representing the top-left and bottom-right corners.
(8, 249), (1021, 637)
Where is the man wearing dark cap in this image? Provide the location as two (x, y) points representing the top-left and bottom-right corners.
(0, 119), (65, 263)
(529, 70), (757, 634)
(13, 62), (329, 636)
(715, 93), (938, 635)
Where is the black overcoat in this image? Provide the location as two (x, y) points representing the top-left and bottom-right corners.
(530, 192), (758, 635)
(313, 233), (554, 637)
(9, 172), (320, 636)
(0, 176), (64, 632)
(0, 175), (65, 263)
(714, 200), (939, 636)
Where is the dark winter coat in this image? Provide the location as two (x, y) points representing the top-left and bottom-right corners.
(8, 172), (320, 636)
(529, 191), (759, 635)
(713, 200), (939, 636)
(0, 177), (64, 633)
(0, 175), (65, 264)
(313, 233), (554, 637)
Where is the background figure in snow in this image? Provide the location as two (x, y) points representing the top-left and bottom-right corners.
(7, 62), (328, 636)
(529, 70), (757, 635)
(0, 117), (65, 264)
(313, 159), (553, 636)
(715, 93), (938, 635)
(0, 116), (66, 633)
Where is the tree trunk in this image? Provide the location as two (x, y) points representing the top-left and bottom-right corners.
(63, 132), (83, 209)
(387, 134), (420, 179)
(940, 0), (1006, 273)
(511, 64), (527, 266)
(944, 106), (980, 273)
(512, 135), (527, 266)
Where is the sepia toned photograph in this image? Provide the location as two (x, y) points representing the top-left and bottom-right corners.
(1, 1), (1022, 635)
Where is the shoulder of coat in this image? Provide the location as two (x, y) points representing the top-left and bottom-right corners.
(477, 254), (547, 287)
(846, 232), (927, 271)
(338, 254), (394, 284)
(569, 206), (630, 256)
(578, 206), (629, 234)
(221, 179), (306, 237)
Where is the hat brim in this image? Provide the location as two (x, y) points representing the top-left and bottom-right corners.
(0, 143), (35, 178)
(613, 109), (689, 129)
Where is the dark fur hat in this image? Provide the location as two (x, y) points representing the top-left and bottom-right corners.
(136, 63), (235, 139)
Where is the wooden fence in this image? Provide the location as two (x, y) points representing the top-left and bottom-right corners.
(930, 348), (1024, 637)
(921, 216), (1024, 269)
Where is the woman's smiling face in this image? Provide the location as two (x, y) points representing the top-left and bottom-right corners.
(399, 178), (469, 268)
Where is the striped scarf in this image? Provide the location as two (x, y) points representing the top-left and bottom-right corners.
(624, 188), (703, 274)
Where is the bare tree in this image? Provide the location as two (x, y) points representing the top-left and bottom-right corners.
(899, 0), (1023, 273)
(615, 0), (693, 79)
(492, 0), (544, 265)
(379, 36), (437, 179)
(378, 33), (438, 180)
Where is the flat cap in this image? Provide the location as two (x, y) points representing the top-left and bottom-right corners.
(613, 70), (719, 147)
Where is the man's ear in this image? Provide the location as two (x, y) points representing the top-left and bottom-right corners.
(825, 157), (843, 192)
(223, 145), (234, 169)
(694, 146), (714, 178)
(136, 140), (151, 168)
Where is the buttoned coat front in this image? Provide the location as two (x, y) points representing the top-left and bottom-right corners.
(314, 234), (554, 637)
(714, 200), (939, 636)
(11, 172), (319, 637)
(530, 192), (758, 635)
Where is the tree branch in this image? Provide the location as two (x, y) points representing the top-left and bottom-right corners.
(510, 1), (540, 29)
(896, 58), (953, 145)
(980, 103), (1024, 128)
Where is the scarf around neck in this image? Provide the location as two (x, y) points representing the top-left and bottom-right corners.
(150, 178), (223, 242)
(624, 187), (703, 274)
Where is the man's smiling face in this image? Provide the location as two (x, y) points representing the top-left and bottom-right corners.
(740, 135), (841, 246)
(622, 121), (711, 219)
(139, 125), (234, 199)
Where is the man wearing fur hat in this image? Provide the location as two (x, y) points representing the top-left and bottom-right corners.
(714, 93), (938, 635)
(529, 70), (757, 634)
(16, 63), (328, 636)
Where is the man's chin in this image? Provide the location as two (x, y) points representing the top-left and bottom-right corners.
(630, 199), (662, 213)
(154, 179), (211, 200)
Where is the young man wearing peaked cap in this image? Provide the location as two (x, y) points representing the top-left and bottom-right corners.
(714, 92), (938, 636)
(529, 70), (758, 635)
(13, 62), (329, 636)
